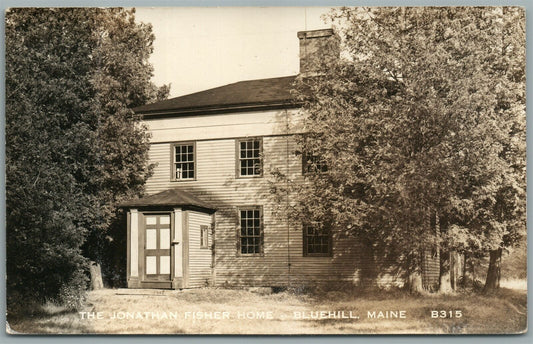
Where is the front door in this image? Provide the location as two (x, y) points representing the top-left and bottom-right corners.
(143, 214), (171, 282)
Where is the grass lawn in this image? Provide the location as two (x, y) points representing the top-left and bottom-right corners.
(7, 286), (527, 335)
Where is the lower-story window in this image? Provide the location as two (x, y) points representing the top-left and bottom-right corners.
(239, 206), (263, 255)
(303, 224), (332, 257)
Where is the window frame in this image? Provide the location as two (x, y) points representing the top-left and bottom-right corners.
(170, 141), (196, 181)
(303, 223), (332, 257)
(302, 151), (328, 175)
(237, 206), (264, 256)
(200, 225), (209, 249)
(236, 137), (263, 178)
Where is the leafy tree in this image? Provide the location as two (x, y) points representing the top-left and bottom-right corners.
(276, 7), (525, 292)
(6, 8), (165, 308)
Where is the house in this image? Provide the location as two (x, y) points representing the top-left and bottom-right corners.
(121, 29), (438, 290)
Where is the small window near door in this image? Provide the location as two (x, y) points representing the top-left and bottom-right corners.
(200, 225), (209, 249)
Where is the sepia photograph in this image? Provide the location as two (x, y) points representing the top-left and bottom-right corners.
(4, 6), (527, 335)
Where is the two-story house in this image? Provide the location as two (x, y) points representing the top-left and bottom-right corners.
(120, 29), (418, 290)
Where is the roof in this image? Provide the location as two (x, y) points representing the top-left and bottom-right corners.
(119, 188), (215, 212)
(133, 75), (299, 117)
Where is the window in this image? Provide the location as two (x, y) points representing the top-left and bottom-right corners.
(302, 152), (328, 175)
(237, 138), (262, 177)
(303, 224), (331, 256)
(173, 143), (195, 180)
(200, 225), (209, 249)
(239, 207), (263, 255)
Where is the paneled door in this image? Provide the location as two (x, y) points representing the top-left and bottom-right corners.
(143, 214), (171, 281)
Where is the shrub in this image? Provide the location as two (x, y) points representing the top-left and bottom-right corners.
(57, 269), (89, 311)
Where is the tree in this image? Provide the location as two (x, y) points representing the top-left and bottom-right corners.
(6, 8), (166, 308)
(278, 7), (525, 292)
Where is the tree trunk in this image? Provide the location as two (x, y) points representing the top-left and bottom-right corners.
(439, 250), (452, 293)
(484, 248), (502, 292)
(462, 253), (468, 287)
(408, 270), (424, 294)
(89, 261), (104, 290)
(450, 251), (458, 290)
(439, 270), (452, 293)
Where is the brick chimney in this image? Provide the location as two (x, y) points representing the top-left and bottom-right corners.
(297, 28), (338, 76)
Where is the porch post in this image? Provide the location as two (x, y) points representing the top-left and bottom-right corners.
(128, 208), (140, 288)
(172, 208), (184, 288)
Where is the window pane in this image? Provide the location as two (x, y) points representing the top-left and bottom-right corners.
(160, 256), (170, 274)
(146, 229), (157, 249)
(160, 216), (170, 225)
(146, 256), (157, 274)
(160, 228), (170, 249)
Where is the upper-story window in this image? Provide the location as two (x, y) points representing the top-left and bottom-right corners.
(237, 138), (262, 177)
(302, 152), (328, 175)
(173, 143), (195, 181)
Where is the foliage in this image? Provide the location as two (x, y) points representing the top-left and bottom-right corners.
(5, 8), (166, 306)
(275, 7), (525, 278)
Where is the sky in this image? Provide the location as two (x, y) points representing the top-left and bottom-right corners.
(134, 7), (333, 98)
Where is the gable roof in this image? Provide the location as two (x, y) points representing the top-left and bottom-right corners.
(133, 75), (299, 117)
(119, 188), (215, 212)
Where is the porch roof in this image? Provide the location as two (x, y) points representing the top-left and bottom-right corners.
(119, 188), (216, 212)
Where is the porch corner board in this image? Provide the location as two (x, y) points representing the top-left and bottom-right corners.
(127, 277), (141, 289)
(182, 210), (190, 288)
(172, 277), (184, 289)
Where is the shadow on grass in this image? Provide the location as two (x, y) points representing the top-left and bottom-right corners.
(7, 301), (92, 334)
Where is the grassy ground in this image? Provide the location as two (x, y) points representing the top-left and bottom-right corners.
(7, 286), (527, 335)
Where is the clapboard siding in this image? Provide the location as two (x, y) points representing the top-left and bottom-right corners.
(187, 211), (213, 288)
(146, 109), (305, 143)
(142, 110), (401, 288)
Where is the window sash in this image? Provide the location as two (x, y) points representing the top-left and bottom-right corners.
(237, 139), (262, 177)
(238, 207), (263, 255)
(303, 225), (331, 256)
(173, 143), (195, 180)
